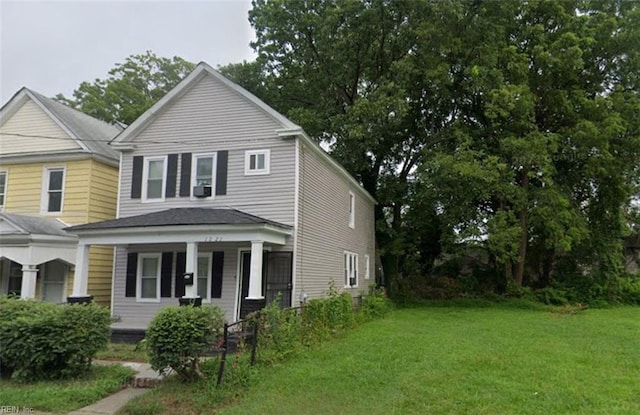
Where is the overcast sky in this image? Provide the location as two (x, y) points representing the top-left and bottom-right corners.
(0, 0), (257, 104)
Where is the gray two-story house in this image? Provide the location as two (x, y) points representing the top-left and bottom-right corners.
(67, 62), (376, 329)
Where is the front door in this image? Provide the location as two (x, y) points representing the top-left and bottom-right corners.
(42, 261), (67, 303)
(237, 251), (293, 319)
(264, 252), (293, 308)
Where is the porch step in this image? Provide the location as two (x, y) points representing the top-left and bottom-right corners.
(111, 328), (146, 344)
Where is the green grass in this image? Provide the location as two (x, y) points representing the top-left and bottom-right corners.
(0, 364), (135, 414)
(96, 342), (149, 363)
(122, 304), (640, 415)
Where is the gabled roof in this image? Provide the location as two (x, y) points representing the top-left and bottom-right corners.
(111, 62), (299, 145)
(0, 212), (72, 237)
(66, 208), (292, 231)
(0, 87), (122, 164)
(110, 62), (376, 204)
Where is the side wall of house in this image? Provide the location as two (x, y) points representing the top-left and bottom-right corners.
(2, 159), (91, 224)
(88, 160), (119, 222)
(295, 140), (376, 302)
(85, 160), (119, 306)
(118, 75), (296, 226)
(1, 159), (118, 307)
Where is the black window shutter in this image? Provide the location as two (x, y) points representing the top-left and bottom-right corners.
(179, 153), (192, 197)
(125, 252), (138, 297)
(211, 251), (224, 299)
(175, 252), (186, 297)
(216, 150), (228, 196)
(160, 252), (173, 297)
(166, 154), (178, 198)
(131, 156), (143, 199)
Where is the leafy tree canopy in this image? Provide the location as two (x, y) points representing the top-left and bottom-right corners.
(223, 0), (640, 291)
(56, 51), (195, 125)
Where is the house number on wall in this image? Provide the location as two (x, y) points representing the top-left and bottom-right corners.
(203, 236), (224, 242)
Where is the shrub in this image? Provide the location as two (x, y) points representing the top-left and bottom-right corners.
(0, 297), (110, 381)
(359, 287), (394, 320)
(257, 296), (301, 362)
(145, 305), (225, 381)
(301, 285), (355, 342)
(610, 276), (640, 305)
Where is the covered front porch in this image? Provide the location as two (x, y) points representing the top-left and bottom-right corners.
(0, 212), (76, 302)
(66, 208), (294, 328)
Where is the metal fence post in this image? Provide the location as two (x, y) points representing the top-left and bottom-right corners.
(216, 323), (229, 387)
(250, 314), (259, 366)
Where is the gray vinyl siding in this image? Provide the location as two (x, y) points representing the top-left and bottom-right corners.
(118, 75), (295, 226)
(294, 141), (376, 302)
(112, 242), (294, 327)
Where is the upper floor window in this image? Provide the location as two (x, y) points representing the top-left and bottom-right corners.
(348, 191), (355, 229)
(142, 156), (167, 202)
(344, 251), (358, 288)
(245, 149), (270, 175)
(191, 153), (216, 199)
(0, 171), (7, 210)
(42, 167), (65, 213)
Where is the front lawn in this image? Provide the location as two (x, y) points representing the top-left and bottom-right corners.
(0, 364), (135, 414)
(122, 303), (640, 414)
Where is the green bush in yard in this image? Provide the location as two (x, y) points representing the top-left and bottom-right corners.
(145, 305), (225, 381)
(0, 297), (110, 381)
(301, 285), (355, 342)
(256, 296), (301, 363)
(359, 287), (394, 320)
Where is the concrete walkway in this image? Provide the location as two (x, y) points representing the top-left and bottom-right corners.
(67, 388), (148, 415)
(64, 360), (165, 415)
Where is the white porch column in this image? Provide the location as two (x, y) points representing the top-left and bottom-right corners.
(20, 265), (38, 299)
(71, 243), (90, 297)
(247, 240), (264, 299)
(184, 242), (199, 298)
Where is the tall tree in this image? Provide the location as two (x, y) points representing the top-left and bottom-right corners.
(421, 0), (640, 286)
(229, 0), (640, 291)
(236, 0), (455, 283)
(56, 51), (195, 124)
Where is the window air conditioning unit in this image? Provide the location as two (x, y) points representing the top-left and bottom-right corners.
(349, 277), (356, 287)
(193, 185), (212, 198)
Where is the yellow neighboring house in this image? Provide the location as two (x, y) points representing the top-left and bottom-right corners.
(0, 88), (121, 306)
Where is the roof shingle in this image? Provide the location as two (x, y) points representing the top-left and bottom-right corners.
(66, 208), (291, 231)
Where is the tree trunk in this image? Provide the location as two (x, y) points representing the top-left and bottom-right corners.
(514, 168), (530, 286)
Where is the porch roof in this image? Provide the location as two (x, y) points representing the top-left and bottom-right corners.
(0, 213), (77, 265)
(1, 212), (72, 237)
(66, 208), (292, 231)
(64, 208), (293, 246)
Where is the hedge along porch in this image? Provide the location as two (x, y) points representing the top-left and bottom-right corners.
(66, 208), (293, 328)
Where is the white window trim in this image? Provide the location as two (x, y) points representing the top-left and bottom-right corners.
(136, 253), (162, 302)
(244, 149), (271, 176)
(364, 254), (370, 280)
(141, 156), (167, 203)
(40, 166), (66, 214)
(348, 191), (355, 229)
(190, 153), (217, 200)
(0, 170), (7, 211)
(344, 251), (359, 288)
(197, 252), (213, 302)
